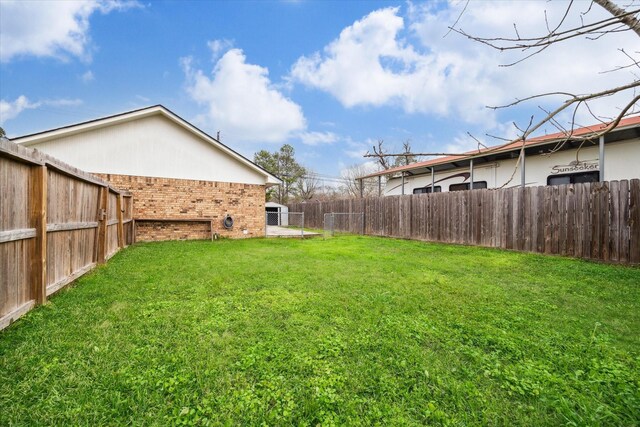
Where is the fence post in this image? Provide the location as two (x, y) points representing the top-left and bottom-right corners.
(96, 186), (108, 264)
(30, 165), (47, 305)
(116, 193), (124, 248)
(331, 213), (335, 237)
(630, 179), (640, 263)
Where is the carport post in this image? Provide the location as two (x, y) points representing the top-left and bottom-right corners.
(470, 159), (474, 190)
(431, 167), (435, 192)
(401, 172), (405, 195)
(378, 175), (382, 197)
(359, 178), (364, 198)
(520, 149), (526, 188)
(599, 135), (605, 182)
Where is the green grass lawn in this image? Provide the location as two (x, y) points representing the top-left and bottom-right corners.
(1, 237), (639, 426)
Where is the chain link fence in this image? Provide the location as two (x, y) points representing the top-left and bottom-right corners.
(266, 211), (305, 237)
(323, 213), (365, 238)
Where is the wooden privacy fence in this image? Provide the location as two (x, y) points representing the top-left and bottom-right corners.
(288, 179), (640, 265)
(1, 139), (133, 330)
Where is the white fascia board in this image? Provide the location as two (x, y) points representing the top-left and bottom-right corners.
(15, 107), (164, 146)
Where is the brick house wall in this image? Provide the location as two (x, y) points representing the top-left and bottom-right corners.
(96, 174), (266, 241)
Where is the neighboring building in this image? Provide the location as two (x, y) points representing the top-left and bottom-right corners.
(362, 116), (640, 196)
(12, 105), (281, 241)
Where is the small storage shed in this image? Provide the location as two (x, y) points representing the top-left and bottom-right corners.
(12, 105), (281, 241)
(265, 202), (289, 226)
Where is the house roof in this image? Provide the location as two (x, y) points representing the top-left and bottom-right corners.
(361, 115), (640, 179)
(11, 105), (282, 186)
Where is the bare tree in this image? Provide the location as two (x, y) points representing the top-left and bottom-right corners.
(369, 139), (392, 170)
(295, 173), (320, 201)
(368, 139), (422, 170)
(365, 0), (640, 187)
(309, 186), (344, 202)
(340, 164), (380, 198)
(395, 140), (419, 167)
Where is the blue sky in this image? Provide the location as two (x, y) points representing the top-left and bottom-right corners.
(1, 0), (637, 178)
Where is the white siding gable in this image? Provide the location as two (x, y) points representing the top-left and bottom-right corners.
(23, 114), (268, 185)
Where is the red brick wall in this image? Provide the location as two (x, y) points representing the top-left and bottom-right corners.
(95, 174), (266, 241)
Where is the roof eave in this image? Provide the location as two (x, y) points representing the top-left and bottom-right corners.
(360, 117), (640, 180)
(11, 105), (281, 184)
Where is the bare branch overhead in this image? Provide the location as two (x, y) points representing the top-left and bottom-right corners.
(361, 0), (640, 189)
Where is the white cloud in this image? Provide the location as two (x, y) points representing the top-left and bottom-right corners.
(45, 98), (84, 107)
(290, 2), (639, 134)
(410, 1), (639, 125)
(343, 137), (376, 160)
(0, 0), (141, 62)
(290, 8), (427, 109)
(0, 96), (83, 125)
(182, 47), (306, 143)
(297, 131), (338, 146)
(81, 70), (95, 83)
(207, 39), (234, 61)
(0, 96), (35, 125)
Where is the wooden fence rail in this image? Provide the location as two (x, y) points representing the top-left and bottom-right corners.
(1, 139), (133, 330)
(288, 180), (640, 265)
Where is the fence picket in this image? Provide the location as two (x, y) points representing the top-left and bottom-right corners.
(289, 180), (638, 265)
(609, 181), (619, 262)
(630, 179), (640, 263)
(620, 180), (630, 263)
(566, 184), (576, 257)
(1, 139), (131, 330)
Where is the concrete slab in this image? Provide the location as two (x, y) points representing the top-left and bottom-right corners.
(266, 226), (320, 238)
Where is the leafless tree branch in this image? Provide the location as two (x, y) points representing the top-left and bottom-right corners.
(450, 7), (640, 54)
(443, 0), (470, 38)
(361, 0), (640, 186)
(467, 132), (488, 150)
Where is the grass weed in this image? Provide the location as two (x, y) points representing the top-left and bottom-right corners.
(1, 236), (639, 425)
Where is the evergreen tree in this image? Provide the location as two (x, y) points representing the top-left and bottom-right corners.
(254, 144), (306, 204)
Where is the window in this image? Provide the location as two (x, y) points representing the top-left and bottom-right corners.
(449, 183), (468, 192)
(449, 181), (488, 192)
(547, 171), (599, 186)
(413, 186), (441, 194)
